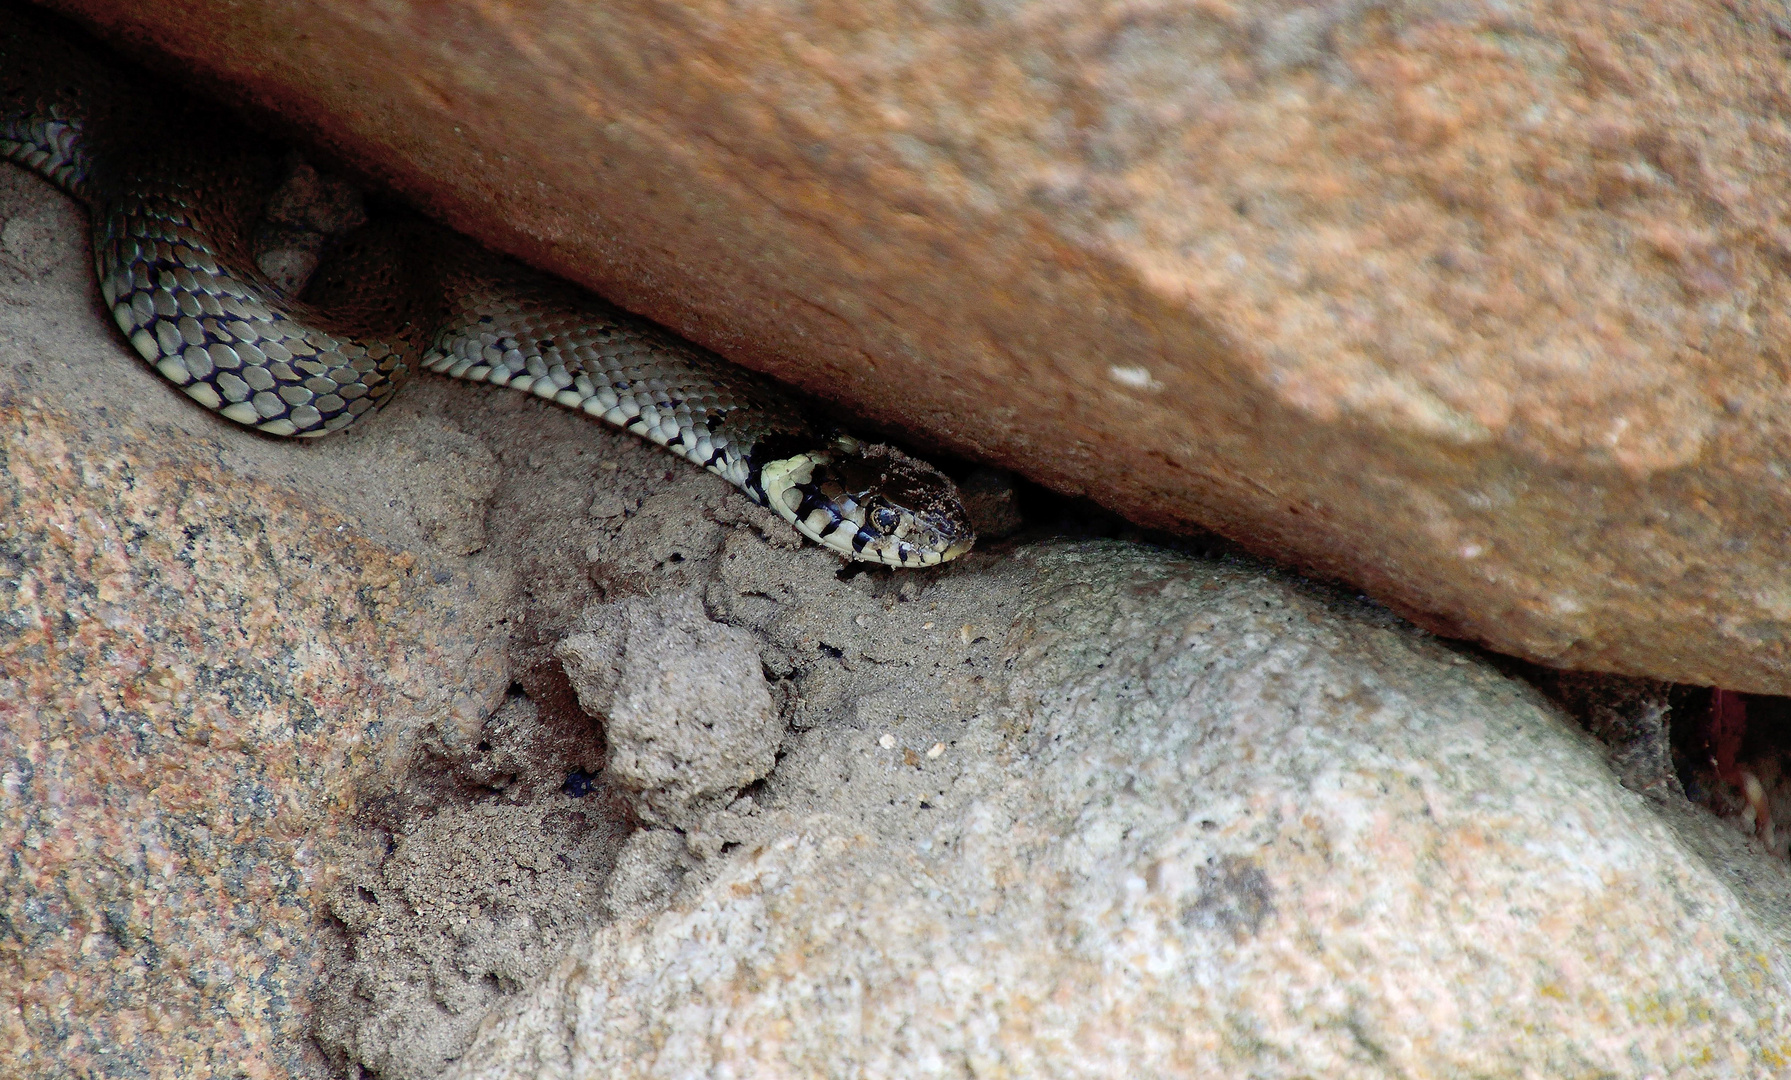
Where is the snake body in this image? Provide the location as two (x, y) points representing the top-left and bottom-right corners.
(0, 7), (974, 567)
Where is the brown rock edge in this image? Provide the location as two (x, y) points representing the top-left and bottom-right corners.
(43, 0), (1791, 691)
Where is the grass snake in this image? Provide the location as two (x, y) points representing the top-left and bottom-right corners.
(0, 4), (975, 568)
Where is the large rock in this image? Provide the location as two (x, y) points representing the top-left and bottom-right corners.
(42, 0), (1791, 692)
(443, 540), (1791, 1079)
(0, 159), (641, 1079)
(0, 162), (513, 1075)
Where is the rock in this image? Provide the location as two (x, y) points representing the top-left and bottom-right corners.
(0, 162), (516, 1077)
(957, 467), (1024, 542)
(443, 541), (1791, 1079)
(1541, 673), (1686, 805)
(42, 0), (1791, 691)
(557, 592), (782, 828)
(0, 152), (650, 1080)
(599, 830), (691, 922)
(252, 155), (368, 296)
(1, 144), (831, 1077)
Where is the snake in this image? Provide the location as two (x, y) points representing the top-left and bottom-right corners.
(0, 5), (974, 568)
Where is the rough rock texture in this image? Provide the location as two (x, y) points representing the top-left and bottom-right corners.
(309, 690), (630, 1080)
(443, 541), (1791, 1079)
(0, 163), (513, 1077)
(558, 593), (781, 828)
(0, 155), (648, 1079)
(41, 0), (1791, 692)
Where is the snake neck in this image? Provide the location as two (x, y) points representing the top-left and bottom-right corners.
(0, 4), (152, 204)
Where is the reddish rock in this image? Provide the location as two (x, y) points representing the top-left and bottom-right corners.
(0, 167), (514, 1077)
(0, 400), (512, 1078)
(444, 542), (1791, 1079)
(40, 0), (1791, 689)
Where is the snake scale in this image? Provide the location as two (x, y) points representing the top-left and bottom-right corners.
(0, 5), (974, 567)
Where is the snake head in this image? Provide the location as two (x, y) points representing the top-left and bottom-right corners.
(757, 437), (975, 567)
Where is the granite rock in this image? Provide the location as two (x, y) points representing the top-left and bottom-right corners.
(42, 0), (1791, 691)
(0, 169), (515, 1076)
(0, 148), (640, 1080)
(443, 541), (1791, 1079)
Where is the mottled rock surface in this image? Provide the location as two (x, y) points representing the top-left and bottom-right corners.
(0, 156), (648, 1079)
(0, 162), (513, 1076)
(309, 690), (630, 1080)
(42, 0), (1791, 691)
(442, 540), (1791, 1079)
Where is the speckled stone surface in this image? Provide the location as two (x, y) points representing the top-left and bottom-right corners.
(558, 591), (781, 829)
(444, 542), (1791, 1079)
(0, 401), (510, 1078)
(0, 166), (513, 1078)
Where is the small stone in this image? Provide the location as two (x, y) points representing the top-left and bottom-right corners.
(557, 592), (781, 828)
(958, 467), (1023, 540)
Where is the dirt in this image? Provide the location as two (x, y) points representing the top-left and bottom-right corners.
(292, 393), (1057, 1077)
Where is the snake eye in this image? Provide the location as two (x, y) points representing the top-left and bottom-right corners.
(873, 506), (902, 533)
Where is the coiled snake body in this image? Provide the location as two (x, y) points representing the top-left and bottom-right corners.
(0, 7), (974, 567)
